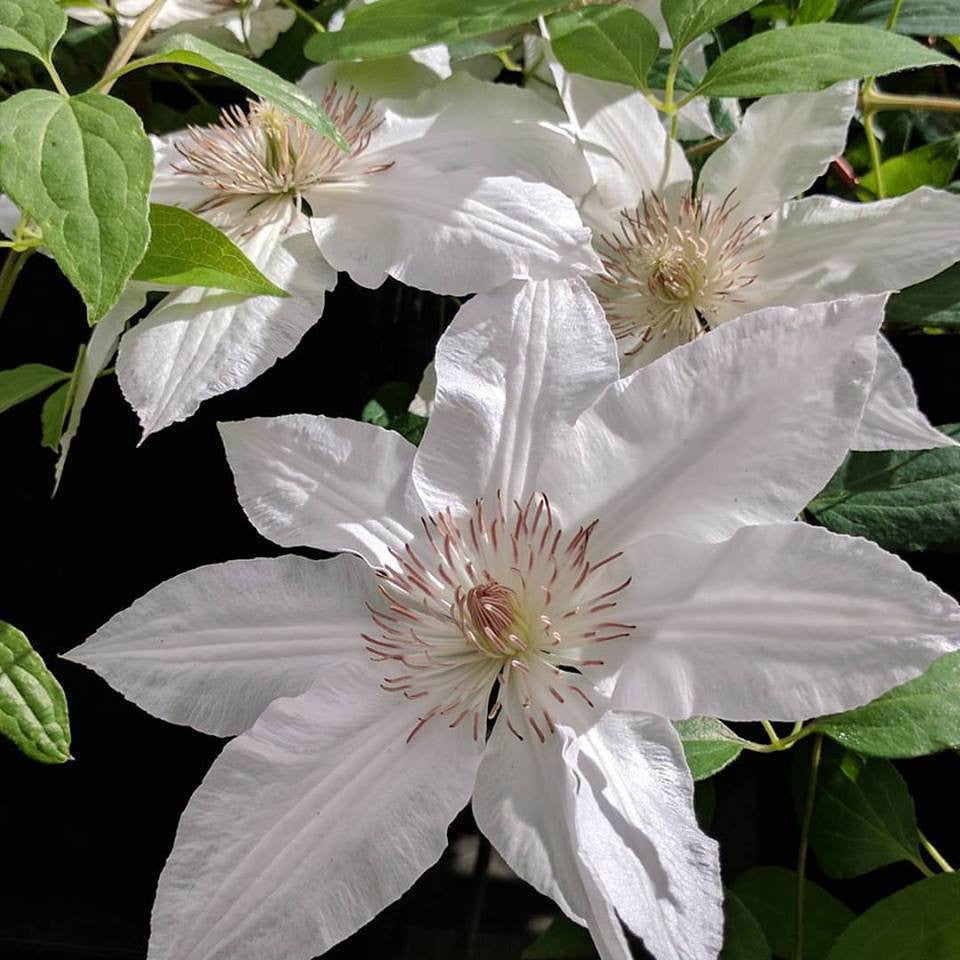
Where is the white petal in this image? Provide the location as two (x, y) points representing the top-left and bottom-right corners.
(63, 554), (377, 736)
(542, 297), (883, 549)
(307, 160), (600, 294)
(149, 666), (481, 960)
(700, 83), (857, 222)
(854, 336), (957, 451)
(745, 188), (960, 312)
(149, 134), (212, 209)
(117, 218), (336, 436)
(408, 359), (436, 417)
(219, 414), (422, 566)
(609, 523), (960, 721)
(547, 61), (692, 211)
(54, 284), (148, 490)
(473, 711), (722, 960)
(413, 279), (617, 514)
(363, 71), (593, 198)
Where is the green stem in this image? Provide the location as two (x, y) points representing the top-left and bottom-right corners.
(761, 720), (782, 747)
(885, 0), (904, 30)
(684, 137), (726, 160)
(794, 734), (823, 960)
(276, 0), (326, 32)
(862, 105), (886, 199)
(0, 248), (33, 319)
(98, 0), (168, 94)
(860, 88), (960, 114)
(919, 831), (955, 873)
(741, 724), (816, 754)
(43, 58), (70, 97)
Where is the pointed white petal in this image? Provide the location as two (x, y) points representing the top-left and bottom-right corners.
(854, 336), (957, 450)
(413, 279), (617, 514)
(408, 359), (436, 417)
(63, 554), (377, 736)
(474, 710), (722, 960)
(307, 160), (600, 294)
(149, 133), (212, 209)
(547, 62), (691, 211)
(362, 71), (593, 198)
(55, 284), (148, 490)
(700, 83), (857, 222)
(542, 297), (883, 549)
(220, 414), (422, 566)
(117, 218), (337, 436)
(149, 666), (481, 960)
(608, 523), (960, 721)
(745, 188), (960, 313)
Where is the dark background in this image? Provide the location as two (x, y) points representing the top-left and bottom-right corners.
(2, 247), (960, 960)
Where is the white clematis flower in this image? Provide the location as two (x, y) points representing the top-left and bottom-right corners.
(68, 279), (960, 960)
(67, 0), (295, 57)
(118, 72), (598, 436)
(552, 67), (960, 450)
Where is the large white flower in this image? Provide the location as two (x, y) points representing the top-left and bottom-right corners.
(67, 0), (295, 57)
(551, 66), (960, 450)
(117, 70), (597, 436)
(67, 279), (960, 960)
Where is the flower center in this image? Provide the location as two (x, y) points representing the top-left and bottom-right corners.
(172, 86), (392, 220)
(366, 493), (635, 744)
(594, 190), (762, 356)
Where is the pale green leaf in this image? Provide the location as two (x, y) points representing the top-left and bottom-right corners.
(859, 135), (960, 197)
(0, 620), (70, 763)
(815, 650), (960, 757)
(838, 0), (960, 38)
(695, 23), (954, 98)
(663, 0), (762, 50)
(801, 745), (921, 879)
(118, 34), (346, 148)
(732, 867), (855, 960)
(675, 716), (747, 780)
(547, 4), (660, 90)
(722, 891), (771, 960)
(0, 361), (68, 414)
(0, 90), (153, 323)
(807, 424), (960, 552)
(826, 874), (960, 960)
(523, 916), (596, 959)
(0, 0), (66, 63)
(40, 380), (69, 450)
(304, 0), (567, 62)
(797, 0), (839, 23)
(133, 204), (287, 296)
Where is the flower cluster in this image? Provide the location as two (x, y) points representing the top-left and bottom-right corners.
(4, 2), (957, 960)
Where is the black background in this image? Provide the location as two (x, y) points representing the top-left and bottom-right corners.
(2, 247), (960, 960)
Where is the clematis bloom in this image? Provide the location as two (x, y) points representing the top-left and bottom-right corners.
(550, 65), (960, 450)
(68, 280), (960, 960)
(117, 70), (597, 436)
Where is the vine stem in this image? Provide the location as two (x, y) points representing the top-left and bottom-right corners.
(919, 831), (955, 873)
(0, 248), (33, 319)
(99, 0), (168, 94)
(277, 0), (326, 32)
(793, 734), (823, 960)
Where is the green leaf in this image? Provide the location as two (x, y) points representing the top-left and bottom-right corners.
(825, 873), (960, 960)
(0, 90), (153, 323)
(648, 49), (702, 91)
(132, 204), (287, 297)
(120, 34), (346, 148)
(838, 0), (960, 38)
(0, 361), (68, 414)
(0, 620), (70, 763)
(305, 0), (567, 63)
(732, 867), (855, 960)
(801, 745), (921, 879)
(0, 0), (66, 63)
(663, 0), (762, 51)
(796, 0), (839, 23)
(815, 650), (960, 757)
(40, 380), (70, 450)
(362, 381), (428, 444)
(807, 425), (960, 553)
(675, 716), (747, 780)
(859, 136), (960, 197)
(547, 4), (660, 90)
(523, 916), (596, 959)
(695, 23), (955, 98)
(885, 263), (960, 332)
(722, 891), (771, 960)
